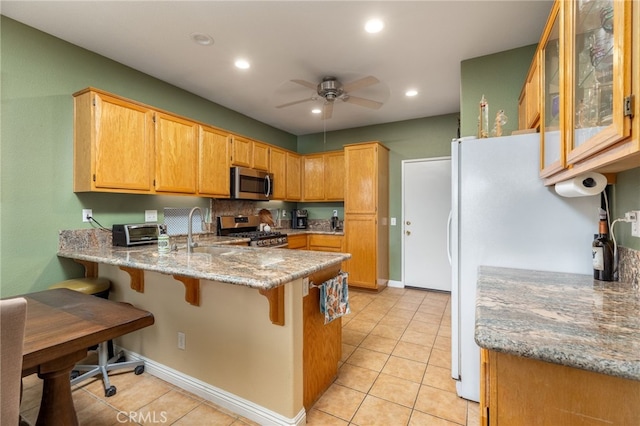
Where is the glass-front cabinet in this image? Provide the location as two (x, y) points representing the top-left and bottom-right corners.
(540, 2), (563, 177)
(566, 0), (631, 165)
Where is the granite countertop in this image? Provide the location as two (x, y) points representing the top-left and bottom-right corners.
(475, 266), (640, 381)
(57, 230), (350, 290)
(280, 229), (344, 236)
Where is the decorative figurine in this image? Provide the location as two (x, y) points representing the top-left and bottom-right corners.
(478, 95), (489, 138)
(492, 110), (508, 137)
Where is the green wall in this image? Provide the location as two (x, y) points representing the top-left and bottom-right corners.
(0, 17), (296, 296)
(460, 45), (537, 138)
(297, 115), (459, 281)
(612, 167), (640, 250)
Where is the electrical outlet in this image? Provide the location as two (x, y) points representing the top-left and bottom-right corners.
(391, 217), (397, 226)
(82, 209), (92, 222)
(145, 210), (158, 222)
(302, 277), (309, 297)
(282, 210), (286, 217)
(630, 210), (640, 238)
(177, 332), (186, 350)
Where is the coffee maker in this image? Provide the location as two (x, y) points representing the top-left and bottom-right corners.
(291, 209), (308, 229)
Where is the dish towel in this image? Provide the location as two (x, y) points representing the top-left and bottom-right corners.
(319, 272), (350, 324)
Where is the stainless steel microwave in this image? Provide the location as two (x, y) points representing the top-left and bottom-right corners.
(230, 167), (273, 200)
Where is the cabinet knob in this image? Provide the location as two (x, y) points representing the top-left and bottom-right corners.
(406, 221), (411, 226)
(406, 230), (411, 236)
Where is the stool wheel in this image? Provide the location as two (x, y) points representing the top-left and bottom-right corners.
(105, 385), (117, 397)
(134, 365), (145, 375)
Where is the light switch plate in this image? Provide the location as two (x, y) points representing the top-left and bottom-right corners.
(145, 210), (158, 222)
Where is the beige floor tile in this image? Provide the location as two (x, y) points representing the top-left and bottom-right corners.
(335, 363), (379, 393)
(400, 329), (437, 347)
(428, 348), (451, 369)
(422, 364), (457, 393)
(409, 409), (464, 426)
(342, 328), (368, 346)
(412, 310), (444, 324)
(341, 342), (357, 362)
(83, 372), (173, 413)
(438, 324), (452, 337)
(385, 306), (417, 320)
(394, 300), (421, 312)
(172, 403), (236, 425)
(137, 389), (202, 425)
(392, 341), (432, 364)
(351, 395), (412, 426)
(73, 390), (120, 425)
(346, 347), (390, 372)
(305, 409), (349, 425)
(352, 309), (385, 323)
(370, 323), (406, 340)
(369, 373), (420, 408)
(381, 355), (426, 383)
(433, 335), (451, 351)
(378, 313), (412, 328)
(467, 401), (480, 425)
(360, 334), (399, 354)
(407, 320), (440, 336)
(344, 318), (378, 334)
(312, 383), (366, 422)
(414, 386), (468, 425)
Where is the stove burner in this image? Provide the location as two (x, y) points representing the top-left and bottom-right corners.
(229, 231), (283, 239)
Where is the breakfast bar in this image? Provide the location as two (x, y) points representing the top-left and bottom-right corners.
(475, 266), (640, 425)
(57, 229), (350, 425)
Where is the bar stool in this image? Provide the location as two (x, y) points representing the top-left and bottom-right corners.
(48, 277), (145, 397)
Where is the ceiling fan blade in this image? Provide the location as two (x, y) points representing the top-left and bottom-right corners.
(291, 79), (317, 90)
(276, 97), (314, 109)
(342, 75), (379, 93)
(322, 102), (333, 120)
(343, 95), (383, 110)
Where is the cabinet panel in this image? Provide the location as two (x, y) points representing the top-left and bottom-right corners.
(230, 135), (252, 168)
(270, 147), (287, 200)
(154, 112), (198, 193)
(252, 141), (270, 171)
(286, 152), (302, 201)
(287, 234), (307, 250)
(75, 91), (154, 192)
(308, 234), (342, 252)
(198, 126), (230, 197)
(324, 151), (345, 200)
(345, 144), (377, 214)
(303, 154), (325, 201)
(344, 215), (377, 289)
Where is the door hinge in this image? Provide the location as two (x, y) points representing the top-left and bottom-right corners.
(92, 174), (96, 182)
(624, 95), (634, 117)
(152, 114), (156, 124)
(92, 98), (96, 107)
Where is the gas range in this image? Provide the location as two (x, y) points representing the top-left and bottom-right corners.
(217, 215), (288, 248)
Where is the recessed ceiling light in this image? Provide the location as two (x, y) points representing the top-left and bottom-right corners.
(405, 89), (418, 97)
(311, 108), (322, 114)
(365, 19), (384, 34)
(234, 59), (250, 69)
(190, 33), (213, 46)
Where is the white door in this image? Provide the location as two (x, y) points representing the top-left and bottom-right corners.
(402, 158), (451, 291)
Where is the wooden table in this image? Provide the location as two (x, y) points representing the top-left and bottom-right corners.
(18, 288), (154, 426)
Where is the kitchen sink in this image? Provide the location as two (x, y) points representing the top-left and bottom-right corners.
(191, 246), (239, 256)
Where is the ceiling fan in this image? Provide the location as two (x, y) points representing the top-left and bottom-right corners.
(276, 75), (383, 119)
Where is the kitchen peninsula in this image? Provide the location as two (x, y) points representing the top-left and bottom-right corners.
(475, 266), (640, 425)
(57, 229), (351, 425)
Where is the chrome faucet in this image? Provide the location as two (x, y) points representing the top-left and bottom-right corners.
(187, 207), (204, 254)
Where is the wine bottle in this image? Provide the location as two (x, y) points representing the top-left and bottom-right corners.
(592, 211), (614, 281)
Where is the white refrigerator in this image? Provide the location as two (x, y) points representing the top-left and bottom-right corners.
(450, 133), (600, 402)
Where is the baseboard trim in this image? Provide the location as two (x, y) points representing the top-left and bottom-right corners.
(387, 280), (404, 288)
(119, 348), (306, 426)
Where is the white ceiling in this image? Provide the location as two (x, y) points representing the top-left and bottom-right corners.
(1, 1), (552, 136)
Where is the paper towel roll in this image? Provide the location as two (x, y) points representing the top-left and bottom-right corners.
(554, 172), (607, 197)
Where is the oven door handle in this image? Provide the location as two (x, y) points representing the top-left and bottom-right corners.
(264, 175), (272, 198)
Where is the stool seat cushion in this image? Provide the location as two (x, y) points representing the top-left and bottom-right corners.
(49, 277), (111, 295)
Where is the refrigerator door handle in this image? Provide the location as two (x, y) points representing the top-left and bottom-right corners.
(447, 210), (452, 264)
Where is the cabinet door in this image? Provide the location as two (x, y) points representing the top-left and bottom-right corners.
(540, 2), (564, 177)
(270, 147), (286, 200)
(198, 126), (230, 197)
(253, 141), (270, 171)
(230, 135), (252, 167)
(324, 151), (345, 200)
(154, 112), (197, 193)
(286, 152), (302, 201)
(303, 154), (325, 201)
(287, 234), (307, 250)
(566, 0), (631, 165)
(344, 214), (377, 289)
(345, 144), (377, 214)
(91, 92), (153, 191)
(308, 234), (343, 252)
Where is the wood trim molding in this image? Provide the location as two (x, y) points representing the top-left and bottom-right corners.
(258, 286), (285, 326)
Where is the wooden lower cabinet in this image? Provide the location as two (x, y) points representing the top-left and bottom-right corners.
(308, 234), (342, 252)
(303, 265), (342, 410)
(481, 349), (640, 425)
(286, 234), (307, 250)
(344, 214), (387, 290)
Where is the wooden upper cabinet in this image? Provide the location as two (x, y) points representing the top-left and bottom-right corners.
(253, 141), (270, 171)
(269, 147), (287, 200)
(324, 151), (345, 200)
(198, 126), (230, 197)
(303, 154), (325, 201)
(286, 152), (302, 201)
(154, 112), (198, 194)
(230, 135), (252, 168)
(518, 53), (541, 131)
(74, 89), (154, 193)
(345, 143), (378, 214)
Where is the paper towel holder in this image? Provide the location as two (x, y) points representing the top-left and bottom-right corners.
(554, 172), (608, 198)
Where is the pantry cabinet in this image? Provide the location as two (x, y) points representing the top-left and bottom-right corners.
(529, 0), (640, 185)
(344, 142), (389, 290)
(481, 349), (640, 425)
(198, 126), (230, 197)
(74, 89), (154, 193)
(154, 112), (198, 194)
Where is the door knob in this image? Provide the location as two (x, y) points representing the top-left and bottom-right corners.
(406, 230), (411, 236)
(406, 221), (411, 225)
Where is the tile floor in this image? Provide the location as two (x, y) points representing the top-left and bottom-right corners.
(20, 286), (479, 425)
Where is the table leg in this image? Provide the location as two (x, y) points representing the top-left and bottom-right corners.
(35, 349), (87, 426)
